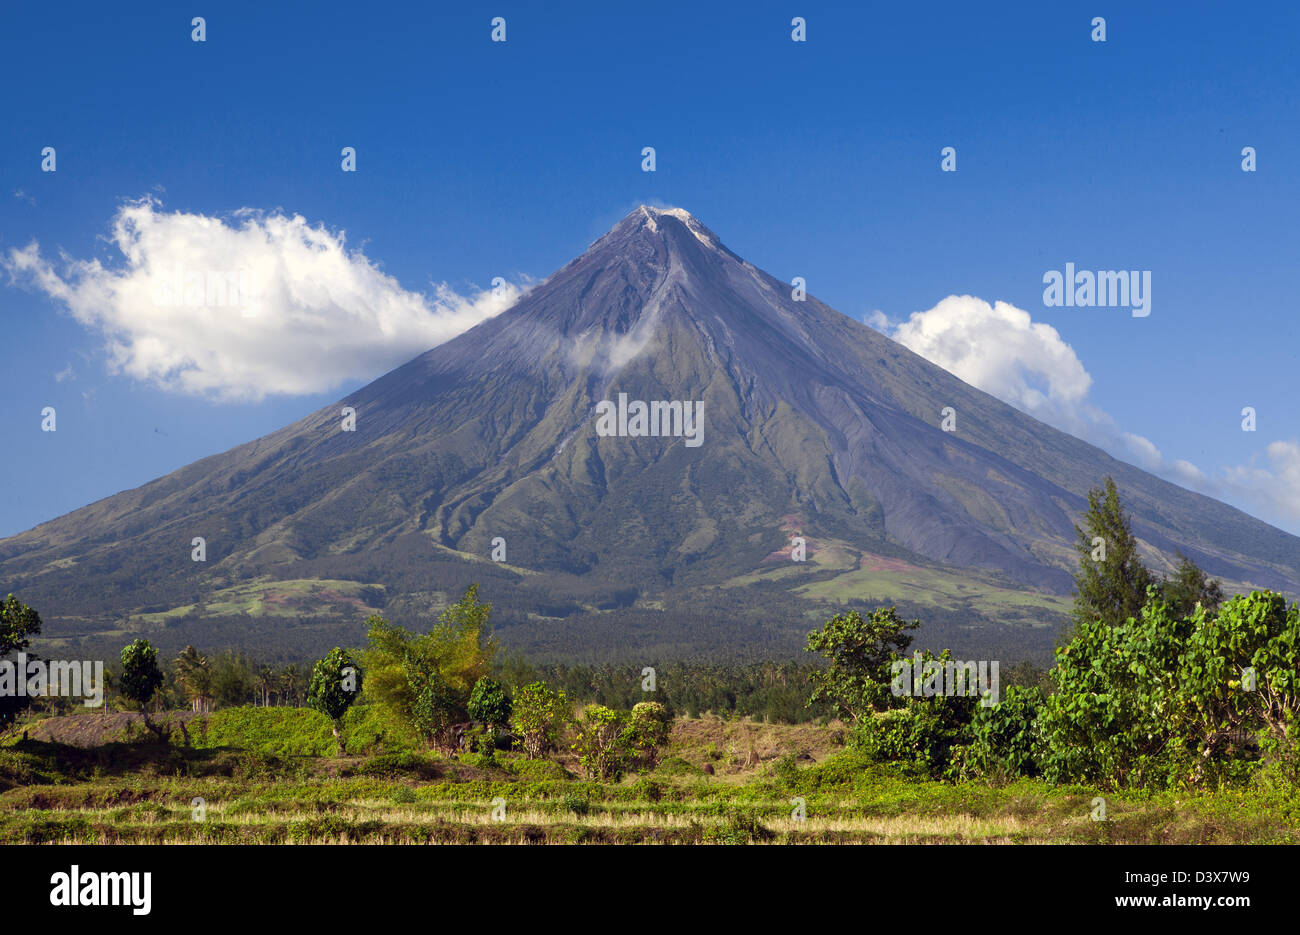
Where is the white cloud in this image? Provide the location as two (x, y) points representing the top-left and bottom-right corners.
(891, 295), (1093, 425)
(3, 198), (527, 401)
(1223, 441), (1300, 527)
(864, 309), (890, 331)
(889, 294), (1300, 533)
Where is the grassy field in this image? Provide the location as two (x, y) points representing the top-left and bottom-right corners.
(2, 708), (1297, 844)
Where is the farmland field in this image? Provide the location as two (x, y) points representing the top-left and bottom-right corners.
(3, 709), (1297, 845)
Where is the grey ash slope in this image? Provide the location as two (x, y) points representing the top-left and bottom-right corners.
(3, 206), (1298, 649)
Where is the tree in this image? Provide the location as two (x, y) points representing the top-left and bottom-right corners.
(1162, 551), (1224, 620)
(0, 594), (41, 656)
(509, 681), (571, 758)
(967, 685), (1043, 780)
(805, 606), (919, 721)
(174, 645), (213, 714)
(279, 663), (303, 707)
(307, 647), (361, 747)
(0, 595), (42, 728)
(1070, 476), (1157, 632)
(627, 701), (672, 768)
(360, 585), (498, 752)
(406, 654), (462, 751)
(1176, 591), (1300, 784)
(256, 665), (278, 707)
(120, 639), (166, 740)
(572, 704), (630, 780)
(211, 651), (256, 708)
(467, 677), (512, 751)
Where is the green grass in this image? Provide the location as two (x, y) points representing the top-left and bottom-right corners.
(188, 704), (421, 757)
(2, 711), (1296, 844)
(128, 578), (385, 624)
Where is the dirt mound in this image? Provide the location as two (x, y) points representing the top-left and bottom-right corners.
(14, 712), (197, 748)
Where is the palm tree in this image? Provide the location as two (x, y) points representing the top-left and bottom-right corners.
(174, 646), (213, 714)
(256, 665), (278, 707)
(279, 663), (302, 707)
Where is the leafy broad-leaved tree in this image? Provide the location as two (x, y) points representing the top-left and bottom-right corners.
(307, 647), (361, 746)
(120, 639), (166, 740)
(805, 606), (918, 721)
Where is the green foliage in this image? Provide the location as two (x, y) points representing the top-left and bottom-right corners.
(562, 793), (590, 816)
(1070, 476), (1158, 633)
(510, 682), (571, 758)
(173, 646), (213, 712)
(1177, 591), (1300, 784)
(467, 677), (512, 751)
(0, 595), (42, 727)
(211, 651), (258, 708)
(360, 585), (497, 751)
(504, 660), (829, 723)
(406, 654), (462, 751)
(1162, 551), (1224, 620)
(571, 704), (630, 780)
(307, 647), (361, 735)
(1039, 591), (1188, 789)
(704, 811), (775, 844)
(967, 685), (1042, 780)
(119, 640), (164, 710)
(805, 606), (918, 721)
(195, 706), (338, 756)
(627, 701), (672, 768)
(854, 701), (970, 779)
(0, 594), (42, 656)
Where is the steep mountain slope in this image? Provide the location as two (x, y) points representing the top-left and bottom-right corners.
(3, 206), (1298, 660)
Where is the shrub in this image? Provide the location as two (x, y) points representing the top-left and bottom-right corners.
(572, 705), (630, 781)
(467, 677), (512, 752)
(627, 701), (672, 768)
(966, 685), (1042, 780)
(510, 682), (571, 759)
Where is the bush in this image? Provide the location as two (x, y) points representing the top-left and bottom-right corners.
(627, 702), (672, 769)
(854, 700), (971, 778)
(572, 705), (630, 781)
(510, 682), (571, 759)
(966, 686), (1042, 780)
(562, 793), (590, 816)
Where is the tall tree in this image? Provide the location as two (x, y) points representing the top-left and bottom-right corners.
(279, 663), (302, 706)
(120, 639), (166, 740)
(1070, 476), (1157, 631)
(361, 584), (498, 752)
(1162, 551), (1224, 619)
(0, 595), (42, 728)
(174, 645), (213, 714)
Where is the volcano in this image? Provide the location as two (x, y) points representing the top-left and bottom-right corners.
(5, 206), (1300, 662)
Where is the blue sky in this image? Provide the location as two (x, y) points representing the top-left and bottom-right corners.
(3, 0), (1300, 537)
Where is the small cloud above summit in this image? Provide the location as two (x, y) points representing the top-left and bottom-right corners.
(3, 199), (529, 402)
